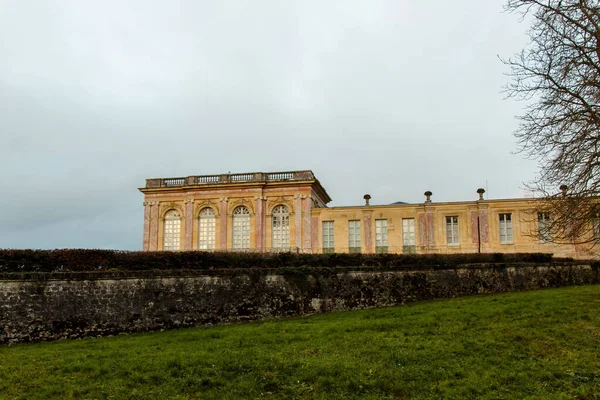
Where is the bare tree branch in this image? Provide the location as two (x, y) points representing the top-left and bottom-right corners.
(502, 0), (600, 246)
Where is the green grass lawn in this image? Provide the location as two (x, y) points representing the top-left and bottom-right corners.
(1, 285), (600, 399)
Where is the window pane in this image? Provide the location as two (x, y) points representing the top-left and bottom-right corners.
(322, 221), (334, 252)
(348, 220), (361, 250)
(402, 218), (415, 246)
(233, 206), (250, 249)
(446, 216), (459, 245)
(499, 213), (513, 243)
(272, 205), (290, 249)
(163, 210), (181, 251)
(375, 219), (388, 247)
(198, 208), (216, 250)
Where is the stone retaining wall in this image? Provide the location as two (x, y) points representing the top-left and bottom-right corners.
(1, 264), (598, 344)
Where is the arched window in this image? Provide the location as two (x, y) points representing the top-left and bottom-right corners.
(232, 206), (250, 250)
(163, 209), (181, 250)
(198, 207), (216, 250)
(272, 205), (290, 249)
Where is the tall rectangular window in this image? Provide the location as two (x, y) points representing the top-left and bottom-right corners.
(163, 210), (181, 251)
(198, 207), (216, 250)
(271, 205), (290, 250)
(322, 221), (334, 253)
(446, 216), (459, 245)
(593, 213), (600, 242)
(402, 218), (415, 246)
(538, 212), (552, 243)
(375, 219), (388, 253)
(499, 213), (513, 244)
(232, 206), (251, 250)
(348, 220), (361, 253)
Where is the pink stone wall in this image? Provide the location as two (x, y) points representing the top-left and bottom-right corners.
(479, 210), (489, 243)
(471, 211), (479, 243)
(471, 210), (489, 244)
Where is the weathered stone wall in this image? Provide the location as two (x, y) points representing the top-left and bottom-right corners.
(1, 264), (598, 345)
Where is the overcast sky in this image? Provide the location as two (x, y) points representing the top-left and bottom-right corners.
(0, 0), (537, 250)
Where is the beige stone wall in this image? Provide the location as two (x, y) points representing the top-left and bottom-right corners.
(140, 174), (599, 259)
(312, 199), (599, 259)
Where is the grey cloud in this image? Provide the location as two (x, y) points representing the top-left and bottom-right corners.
(0, 0), (536, 249)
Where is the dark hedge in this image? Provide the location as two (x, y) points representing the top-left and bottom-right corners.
(0, 249), (556, 273)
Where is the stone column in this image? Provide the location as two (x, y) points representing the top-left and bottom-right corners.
(363, 211), (373, 253)
(294, 195), (303, 251)
(254, 196), (267, 251)
(303, 196), (312, 252)
(149, 202), (159, 251)
(184, 199), (194, 250)
(219, 198), (228, 250)
(142, 202), (151, 251)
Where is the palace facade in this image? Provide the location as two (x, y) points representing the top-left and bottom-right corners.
(139, 170), (599, 259)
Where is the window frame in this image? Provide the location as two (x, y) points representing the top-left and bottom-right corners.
(594, 213), (600, 242)
(271, 205), (290, 250)
(232, 206), (251, 250)
(348, 220), (361, 253)
(375, 219), (388, 253)
(402, 218), (416, 247)
(198, 207), (216, 250)
(163, 209), (181, 251)
(445, 216), (460, 246)
(322, 221), (335, 253)
(499, 213), (514, 244)
(537, 212), (552, 243)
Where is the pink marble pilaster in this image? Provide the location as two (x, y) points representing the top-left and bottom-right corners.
(254, 197), (265, 251)
(471, 211), (479, 243)
(471, 210), (489, 244)
(418, 213), (427, 246)
(479, 210), (489, 243)
(295, 196), (303, 250)
(142, 202), (151, 251)
(426, 212), (435, 247)
(184, 200), (194, 250)
(363, 213), (372, 253)
(219, 198), (228, 250)
(149, 202), (159, 251)
(262, 200), (267, 251)
(303, 196), (312, 251)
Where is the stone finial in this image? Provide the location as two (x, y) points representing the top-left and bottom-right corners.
(477, 188), (486, 201)
(559, 184), (568, 197)
(424, 191), (432, 203)
(363, 194), (371, 206)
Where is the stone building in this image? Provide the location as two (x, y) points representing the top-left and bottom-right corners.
(139, 170), (599, 259)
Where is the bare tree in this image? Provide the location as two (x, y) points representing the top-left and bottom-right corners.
(503, 0), (600, 246)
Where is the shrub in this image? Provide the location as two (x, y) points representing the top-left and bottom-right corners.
(0, 249), (556, 273)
